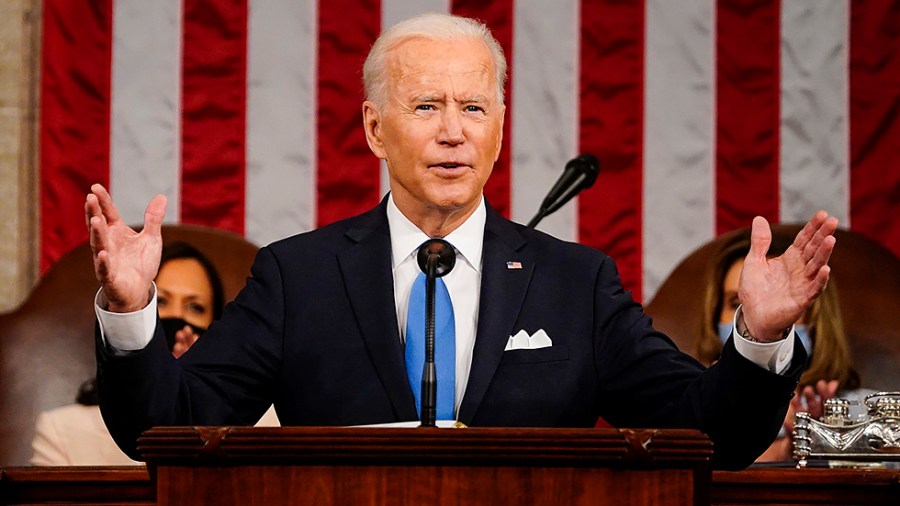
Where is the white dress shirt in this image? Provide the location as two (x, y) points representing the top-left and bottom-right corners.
(387, 194), (484, 415)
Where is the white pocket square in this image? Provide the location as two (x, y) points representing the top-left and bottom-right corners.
(504, 329), (553, 351)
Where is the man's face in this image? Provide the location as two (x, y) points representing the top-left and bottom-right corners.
(363, 36), (505, 219)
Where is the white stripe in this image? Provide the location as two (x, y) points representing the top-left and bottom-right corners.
(382, 0), (450, 34)
(780, 0), (850, 226)
(379, 0), (452, 198)
(110, 0), (182, 225)
(510, 0), (579, 240)
(643, 0), (716, 301)
(245, 0), (318, 245)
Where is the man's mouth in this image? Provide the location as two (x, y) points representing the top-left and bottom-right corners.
(430, 162), (468, 169)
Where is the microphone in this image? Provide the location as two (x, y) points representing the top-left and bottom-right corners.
(415, 239), (456, 427)
(527, 154), (600, 229)
(416, 239), (456, 277)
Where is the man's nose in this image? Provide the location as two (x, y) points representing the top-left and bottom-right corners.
(437, 108), (465, 145)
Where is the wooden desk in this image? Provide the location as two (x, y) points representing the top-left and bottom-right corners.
(0, 466), (153, 505)
(4, 459), (898, 505)
(713, 467), (900, 505)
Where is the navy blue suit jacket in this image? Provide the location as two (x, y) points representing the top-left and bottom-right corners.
(97, 198), (805, 469)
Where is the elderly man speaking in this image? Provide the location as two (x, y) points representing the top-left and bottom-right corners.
(85, 13), (837, 470)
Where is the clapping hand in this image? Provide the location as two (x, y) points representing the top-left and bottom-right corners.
(786, 379), (840, 433)
(171, 325), (202, 359)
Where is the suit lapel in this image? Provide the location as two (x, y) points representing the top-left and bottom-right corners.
(337, 202), (418, 421)
(458, 208), (533, 424)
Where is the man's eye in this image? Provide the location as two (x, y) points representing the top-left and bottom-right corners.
(465, 105), (484, 113)
(158, 297), (168, 307)
(416, 104), (435, 111)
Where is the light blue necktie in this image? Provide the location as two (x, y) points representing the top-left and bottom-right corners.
(405, 272), (456, 420)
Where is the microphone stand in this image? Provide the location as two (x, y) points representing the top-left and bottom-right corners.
(421, 252), (439, 427)
(415, 239), (456, 428)
(526, 210), (547, 229)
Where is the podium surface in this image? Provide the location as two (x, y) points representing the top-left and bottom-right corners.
(137, 426), (712, 505)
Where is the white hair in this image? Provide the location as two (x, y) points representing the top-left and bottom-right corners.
(362, 13), (507, 107)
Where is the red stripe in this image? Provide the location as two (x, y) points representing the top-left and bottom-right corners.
(180, 0), (248, 234)
(452, 0), (514, 219)
(715, 0), (781, 235)
(39, 0), (113, 273)
(579, 0), (645, 302)
(316, 0), (381, 227)
(849, 1), (900, 258)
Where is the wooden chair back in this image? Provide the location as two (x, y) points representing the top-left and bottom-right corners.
(0, 225), (258, 465)
(646, 225), (900, 392)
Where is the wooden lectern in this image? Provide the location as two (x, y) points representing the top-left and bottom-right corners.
(138, 427), (712, 505)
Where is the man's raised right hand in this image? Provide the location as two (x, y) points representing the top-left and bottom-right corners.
(85, 184), (167, 313)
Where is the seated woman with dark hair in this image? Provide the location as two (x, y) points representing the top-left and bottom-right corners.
(156, 241), (225, 358)
(31, 242), (278, 466)
(697, 231), (871, 462)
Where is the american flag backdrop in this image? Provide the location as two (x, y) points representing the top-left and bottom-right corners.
(39, 0), (900, 303)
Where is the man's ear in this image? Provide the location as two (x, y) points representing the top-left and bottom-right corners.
(362, 101), (387, 159)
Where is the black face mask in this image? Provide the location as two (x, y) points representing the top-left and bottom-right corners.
(160, 317), (207, 352)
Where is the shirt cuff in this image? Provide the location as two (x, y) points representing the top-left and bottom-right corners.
(731, 305), (795, 375)
(94, 284), (158, 352)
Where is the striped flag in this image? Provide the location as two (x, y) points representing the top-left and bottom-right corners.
(39, 0), (900, 303)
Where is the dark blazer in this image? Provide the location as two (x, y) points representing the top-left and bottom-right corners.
(97, 198), (805, 469)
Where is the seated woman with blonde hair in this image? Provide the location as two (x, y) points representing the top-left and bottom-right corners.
(697, 231), (871, 462)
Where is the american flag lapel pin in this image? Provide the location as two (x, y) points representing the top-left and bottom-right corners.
(506, 261), (523, 270)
